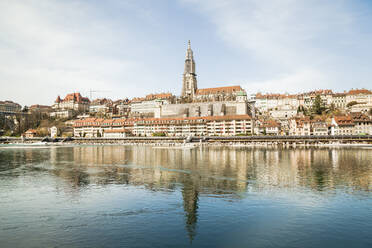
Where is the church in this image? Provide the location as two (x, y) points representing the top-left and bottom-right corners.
(127, 41), (252, 119)
(151, 41), (251, 118)
(181, 41), (245, 102)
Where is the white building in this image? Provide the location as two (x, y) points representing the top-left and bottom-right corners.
(346, 89), (372, 113)
(74, 115), (253, 137)
(50, 126), (58, 138)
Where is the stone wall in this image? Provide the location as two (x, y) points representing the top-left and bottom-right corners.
(158, 101), (250, 118)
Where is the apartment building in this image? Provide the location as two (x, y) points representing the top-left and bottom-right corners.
(73, 115), (253, 138)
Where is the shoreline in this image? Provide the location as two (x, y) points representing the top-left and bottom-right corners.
(1, 141), (372, 149)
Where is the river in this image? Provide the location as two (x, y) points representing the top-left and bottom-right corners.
(0, 145), (371, 247)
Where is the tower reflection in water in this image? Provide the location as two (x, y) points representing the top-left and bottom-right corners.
(46, 145), (372, 240)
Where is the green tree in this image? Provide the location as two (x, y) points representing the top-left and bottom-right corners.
(312, 95), (325, 115)
(152, 132), (166, 137)
(346, 101), (358, 107)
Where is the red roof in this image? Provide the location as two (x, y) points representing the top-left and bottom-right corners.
(145, 93), (173, 100)
(260, 120), (280, 128)
(348, 89), (372, 95)
(196, 86), (243, 95)
(25, 129), (37, 134)
(334, 116), (354, 126)
(57, 93), (90, 103)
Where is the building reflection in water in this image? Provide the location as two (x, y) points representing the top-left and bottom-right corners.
(182, 176), (199, 242)
(21, 145), (372, 240)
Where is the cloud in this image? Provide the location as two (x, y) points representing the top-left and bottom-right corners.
(243, 68), (328, 94)
(1, 0), (371, 105)
(0, 0), (147, 105)
(182, 0), (370, 93)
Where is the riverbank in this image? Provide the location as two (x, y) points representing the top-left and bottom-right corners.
(1, 140), (372, 149)
(1, 135), (372, 148)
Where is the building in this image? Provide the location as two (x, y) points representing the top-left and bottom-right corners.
(50, 109), (74, 119)
(53, 93), (90, 111)
(120, 41), (252, 119)
(73, 115), (253, 137)
(351, 112), (372, 135)
(50, 126), (58, 138)
(0, 100), (22, 113)
(130, 99), (169, 118)
(181, 40), (198, 99)
(73, 118), (104, 137)
(29, 105), (52, 114)
(145, 93), (174, 102)
(89, 98), (113, 114)
(298, 90), (333, 109)
(332, 93), (346, 109)
(311, 118), (328, 136)
(330, 113), (372, 135)
(346, 89), (372, 113)
(112, 99), (130, 117)
(289, 117), (311, 136)
(24, 129), (37, 138)
(331, 116), (355, 135)
(194, 86), (244, 102)
(180, 41), (246, 102)
(254, 93), (299, 114)
(51, 93), (90, 119)
(269, 105), (297, 119)
(103, 129), (130, 138)
(255, 119), (281, 135)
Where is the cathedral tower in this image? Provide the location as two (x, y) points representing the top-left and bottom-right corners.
(181, 40), (197, 98)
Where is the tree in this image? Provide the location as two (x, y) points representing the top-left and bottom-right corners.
(152, 132), (166, 137)
(346, 101), (358, 108)
(312, 95), (325, 115)
(22, 106), (28, 112)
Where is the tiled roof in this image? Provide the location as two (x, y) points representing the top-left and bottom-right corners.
(131, 97), (146, 103)
(196, 86), (243, 95)
(260, 120), (280, 128)
(90, 98), (113, 105)
(350, 112), (371, 122)
(145, 93), (173, 100)
(347, 89), (372, 95)
(334, 116), (354, 126)
(57, 93), (90, 103)
(25, 129), (37, 133)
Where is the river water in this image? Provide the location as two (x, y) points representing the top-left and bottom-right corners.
(0, 145), (371, 247)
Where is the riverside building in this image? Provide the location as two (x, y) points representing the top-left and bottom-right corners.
(73, 115), (253, 137)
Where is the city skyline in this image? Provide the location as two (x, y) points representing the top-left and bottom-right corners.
(1, 0), (372, 106)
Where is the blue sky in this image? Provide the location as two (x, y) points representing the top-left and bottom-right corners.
(1, 0), (372, 106)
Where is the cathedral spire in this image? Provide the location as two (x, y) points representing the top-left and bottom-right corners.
(182, 40), (197, 99)
(186, 40), (193, 60)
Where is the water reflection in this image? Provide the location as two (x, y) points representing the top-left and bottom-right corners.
(0, 145), (371, 243)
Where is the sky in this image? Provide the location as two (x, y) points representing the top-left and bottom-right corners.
(1, 0), (372, 106)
